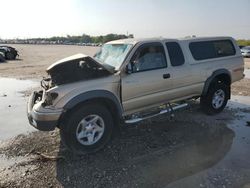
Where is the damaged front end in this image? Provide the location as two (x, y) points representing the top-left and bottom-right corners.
(28, 53), (116, 131)
(44, 54), (115, 87)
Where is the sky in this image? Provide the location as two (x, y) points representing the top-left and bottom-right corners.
(1, 0), (250, 39)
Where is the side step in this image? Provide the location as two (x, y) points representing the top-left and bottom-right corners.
(125, 103), (188, 124)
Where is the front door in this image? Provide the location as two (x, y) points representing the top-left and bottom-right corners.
(121, 42), (172, 114)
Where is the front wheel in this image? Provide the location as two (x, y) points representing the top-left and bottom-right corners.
(60, 104), (114, 154)
(200, 82), (229, 115)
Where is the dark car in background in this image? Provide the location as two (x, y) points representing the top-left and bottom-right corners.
(0, 46), (19, 60)
(0, 52), (5, 62)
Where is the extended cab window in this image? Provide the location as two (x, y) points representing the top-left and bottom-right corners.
(166, 42), (185, 66)
(213, 40), (236, 57)
(131, 43), (167, 72)
(189, 40), (236, 60)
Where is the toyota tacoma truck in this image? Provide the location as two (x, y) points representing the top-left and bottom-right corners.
(27, 37), (244, 154)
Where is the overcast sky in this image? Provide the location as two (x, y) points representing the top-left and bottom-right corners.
(1, 0), (250, 39)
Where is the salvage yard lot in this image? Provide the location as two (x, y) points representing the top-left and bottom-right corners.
(0, 44), (250, 187)
(0, 44), (100, 79)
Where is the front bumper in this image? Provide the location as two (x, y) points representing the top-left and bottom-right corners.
(27, 91), (62, 131)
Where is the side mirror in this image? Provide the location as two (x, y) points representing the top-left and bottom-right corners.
(126, 63), (133, 74)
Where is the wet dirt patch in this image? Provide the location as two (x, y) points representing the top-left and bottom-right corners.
(0, 98), (250, 188)
(0, 77), (38, 141)
(166, 97), (250, 188)
(0, 103), (238, 188)
(232, 78), (250, 96)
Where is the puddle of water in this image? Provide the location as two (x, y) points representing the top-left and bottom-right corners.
(228, 95), (250, 109)
(127, 95), (250, 187)
(135, 123), (235, 187)
(224, 95), (250, 167)
(166, 96), (250, 188)
(0, 77), (38, 141)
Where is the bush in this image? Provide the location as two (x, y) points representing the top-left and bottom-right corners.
(237, 40), (250, 46)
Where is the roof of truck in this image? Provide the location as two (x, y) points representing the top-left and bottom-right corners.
(107, 36), (233, 45)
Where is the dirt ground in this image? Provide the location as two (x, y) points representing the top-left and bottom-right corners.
(0, 44), (99, 79)
(0, 45), (250, 188)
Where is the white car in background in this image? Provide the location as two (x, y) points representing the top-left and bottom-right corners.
(241, 46), (250, 57)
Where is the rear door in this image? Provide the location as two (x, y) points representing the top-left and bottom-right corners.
(121, 42), (172, 114)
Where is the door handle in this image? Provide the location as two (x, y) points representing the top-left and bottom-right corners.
(163, 73), (171, 79)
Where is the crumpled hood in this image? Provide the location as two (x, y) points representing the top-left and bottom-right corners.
(47, 53), (115, 74)
(45, 54), (115, 86)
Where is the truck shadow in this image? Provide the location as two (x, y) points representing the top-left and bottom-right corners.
(55, 108), (235, 187)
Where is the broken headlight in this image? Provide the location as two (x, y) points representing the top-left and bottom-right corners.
(42, 92), (58, 106)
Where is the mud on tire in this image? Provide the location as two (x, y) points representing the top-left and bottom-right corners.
(60, 104), (114, 155)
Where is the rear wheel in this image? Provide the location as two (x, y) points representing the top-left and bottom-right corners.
(60, 104), (114, 154)
(200, 81), (229, 115)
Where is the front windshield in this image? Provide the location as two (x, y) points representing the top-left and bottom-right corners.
(94, 43), (133, 69)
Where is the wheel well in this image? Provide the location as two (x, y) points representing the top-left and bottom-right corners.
(58, 98), (122, 128)
(202, 73), (231, 97)
(214, 73), (231, 86)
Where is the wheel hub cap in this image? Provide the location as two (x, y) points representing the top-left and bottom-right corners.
(76, 115), (105, 146)
(212, 89), (225, 109)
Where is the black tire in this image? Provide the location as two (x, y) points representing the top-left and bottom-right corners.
(200, 81), (229, 115)
(60, 104), (114, 155)
(6, 52), (15, 60)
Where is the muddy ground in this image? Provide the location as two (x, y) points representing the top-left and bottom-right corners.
(0, 44), (250, 188)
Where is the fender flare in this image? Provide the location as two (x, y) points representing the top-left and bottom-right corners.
(202, 69), (231, 96)
(63, 90), (123, 118)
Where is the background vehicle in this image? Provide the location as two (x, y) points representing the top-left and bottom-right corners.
(28, 37), (244, 154)
(0, 51), (5, 62)
(241, 46), (250, 57)
(0, 46), (19, 60)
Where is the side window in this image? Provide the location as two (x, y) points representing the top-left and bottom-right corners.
(131, 43), (167, 72)
(213, 40), (236, 57)
(166, 42), (185, 66)
(189, 41), (216, 60)
(189, 40), (236, 60)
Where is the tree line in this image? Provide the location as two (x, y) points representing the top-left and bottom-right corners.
(30, 33), (134, 44)
(237, 40), (250, 46)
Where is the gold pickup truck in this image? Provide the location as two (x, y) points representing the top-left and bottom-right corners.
(27, 37), (244, 154)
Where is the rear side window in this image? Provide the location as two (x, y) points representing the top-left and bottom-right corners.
(189, 40), (236, 60)
(166, 42), (185, 66)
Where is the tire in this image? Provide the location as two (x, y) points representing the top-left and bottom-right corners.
(6, 52), (15, 60)
(200, 81), (229, 115)
(60, 104), (114, 154)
